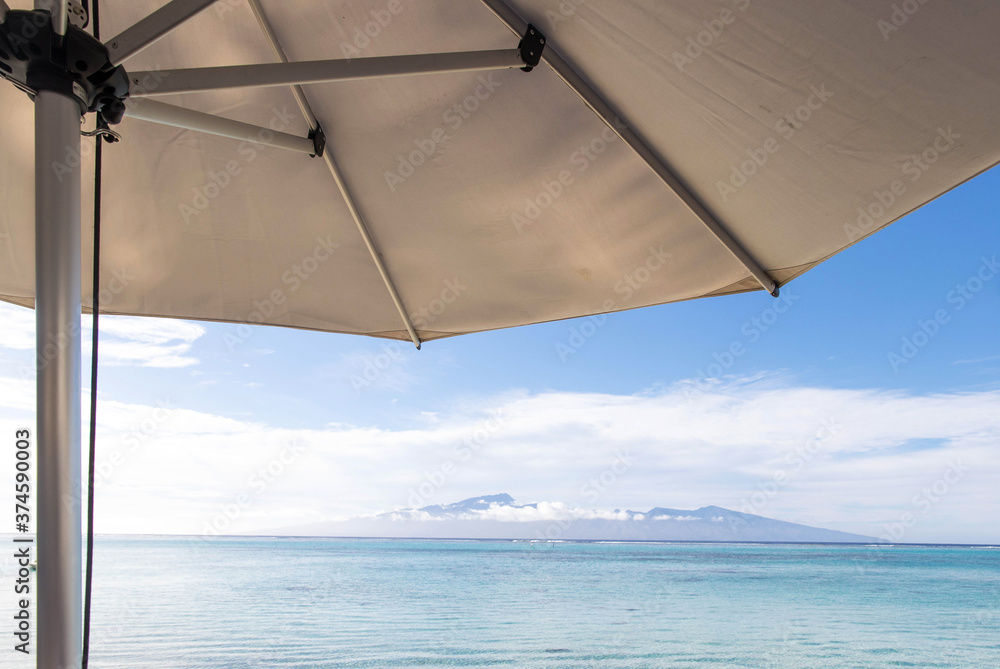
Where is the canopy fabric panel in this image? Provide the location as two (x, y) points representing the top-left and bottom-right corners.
(2, 0), (999, 342)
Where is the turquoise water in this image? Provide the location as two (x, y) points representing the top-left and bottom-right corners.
(6, 538), (1000, 667)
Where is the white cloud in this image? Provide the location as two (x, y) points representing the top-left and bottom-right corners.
(0, 304), (34, 349)
(91, 316), (205, 368)
(0, 302), (205, 368)
(952, 354), (1000, 365)
(459, 502), (636, 523)
(386, 502), (639, 523)
(0, 372), (997, 543)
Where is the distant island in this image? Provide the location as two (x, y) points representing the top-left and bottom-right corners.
(270, 494), (883, 543)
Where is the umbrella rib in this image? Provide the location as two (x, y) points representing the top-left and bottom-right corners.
(106, 0), (221, 66)
(479, 0), (779, 297)
(245, 0), (422, 349)
(128, 50), (527, 96)
(124, 99), (317, 155)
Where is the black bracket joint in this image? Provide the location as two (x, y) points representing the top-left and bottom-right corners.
(518, 24), (545, 72)
(309, 124), (326, 158)
(95, 113), (120, 143)
(0, 9), (129, 123)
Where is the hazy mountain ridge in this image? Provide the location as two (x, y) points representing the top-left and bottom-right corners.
(270, 494), (883, 543)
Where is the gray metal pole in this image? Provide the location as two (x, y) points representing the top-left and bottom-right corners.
(125, 99), (316, 154)
(34, 0), (67, 35)
(130, 49), (526, 97)
(35, 89), (83, 669)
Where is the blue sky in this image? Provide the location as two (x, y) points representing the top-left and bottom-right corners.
(1, 165), (998, 543)
(70, 165), (1000, 426)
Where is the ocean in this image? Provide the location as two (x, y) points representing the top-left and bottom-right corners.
(4, 537), (999, 667)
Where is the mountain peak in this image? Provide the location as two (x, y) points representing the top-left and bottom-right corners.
(472, 493), (515, 505)
(414, 493), (516, 516)
(329, 495), (883, 543)
(444, 493), (514, 508)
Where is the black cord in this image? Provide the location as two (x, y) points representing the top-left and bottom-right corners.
(82, 2), (100, 666)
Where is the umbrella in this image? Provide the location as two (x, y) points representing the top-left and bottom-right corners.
(2, 0), (999, 665)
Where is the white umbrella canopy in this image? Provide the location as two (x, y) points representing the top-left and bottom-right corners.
(3, 0), (998, 345)
(3, 1), (1000, 667)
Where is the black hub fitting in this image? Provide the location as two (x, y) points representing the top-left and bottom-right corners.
(0, 9), (129, 124)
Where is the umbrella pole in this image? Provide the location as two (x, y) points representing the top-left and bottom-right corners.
(3, 4), (168, 665)
(35, 86), (83, 669)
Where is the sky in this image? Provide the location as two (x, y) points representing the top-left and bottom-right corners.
(0, 165), (998, 544)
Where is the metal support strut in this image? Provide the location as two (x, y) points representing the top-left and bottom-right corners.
(480, 0), (779, 297)
(124, 99), (320, 155)
(129, 48), (529, 97)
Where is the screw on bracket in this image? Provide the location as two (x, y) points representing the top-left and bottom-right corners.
(518, 24), (546, 72)
(309, 124), (326, 158)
